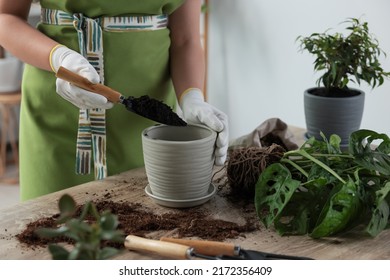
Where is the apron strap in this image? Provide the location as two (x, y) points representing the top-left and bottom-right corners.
(73, 13), (107, 179)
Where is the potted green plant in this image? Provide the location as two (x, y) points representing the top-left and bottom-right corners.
(297, 18), (390, 147)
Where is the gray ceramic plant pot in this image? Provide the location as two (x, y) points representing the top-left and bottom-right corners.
(304, 87), (365, 147)
(142, 124), (217, 206)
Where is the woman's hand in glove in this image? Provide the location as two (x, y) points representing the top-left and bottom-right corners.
(179, 88), (229, 166)
(50, 45), (113, 109)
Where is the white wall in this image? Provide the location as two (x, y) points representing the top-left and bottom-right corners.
(207, 0), (390, 141)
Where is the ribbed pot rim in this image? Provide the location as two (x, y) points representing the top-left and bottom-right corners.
(304, 87), (364, 101)
(142, 124), (217, 145)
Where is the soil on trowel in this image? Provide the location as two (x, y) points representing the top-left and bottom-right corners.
(126, 95), (187, 126)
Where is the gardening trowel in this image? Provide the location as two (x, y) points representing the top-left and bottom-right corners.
(124, 235), (313, 260)
(160, 237), (313, 260)
(56, 66), (187, 126)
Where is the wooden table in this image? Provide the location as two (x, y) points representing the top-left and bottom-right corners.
(1, 126), (390, 260)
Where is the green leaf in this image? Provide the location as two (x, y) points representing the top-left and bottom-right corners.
(100, 213), (119, 231)
(48, 244), (70, 260)
(310, 178), (362, 238)
(101, 230), (125, 242)
(286, 149), (346, 184)
(366, 181), (390, 237)
(349, 129), (390, 176)
(366, 200), (389, 237)
(68, 247), (81, 260)
(35, 226), (68, 238)
(57, 194), (77, 223)
(78, 201), (98, 221)
(273, 193), (310, 235)
(66, 219), (93, 234)
(255, 163), (301, 227)
(328, 134), (342, 153)
(99, 247), (123, 260)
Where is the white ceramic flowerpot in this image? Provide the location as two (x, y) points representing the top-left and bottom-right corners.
(0, 56), (22, 92)
(142, 124), (217, 206)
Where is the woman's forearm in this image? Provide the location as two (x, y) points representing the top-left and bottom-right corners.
(168, 0), (205, 99)
(170, 41), (205, 99)
(0, 13), (57, 71)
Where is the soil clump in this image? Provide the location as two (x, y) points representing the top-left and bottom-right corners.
(126, 95), (187, 126)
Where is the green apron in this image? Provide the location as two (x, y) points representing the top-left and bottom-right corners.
(20, 0), (185, 201)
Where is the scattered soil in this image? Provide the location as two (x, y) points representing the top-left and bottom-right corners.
(126, 95), (187, 126)
(16, 199), (259, 249)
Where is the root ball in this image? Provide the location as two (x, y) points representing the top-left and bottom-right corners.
(226, 144), (285, 197)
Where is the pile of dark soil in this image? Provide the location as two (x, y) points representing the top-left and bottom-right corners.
(16, 199), (259, 249)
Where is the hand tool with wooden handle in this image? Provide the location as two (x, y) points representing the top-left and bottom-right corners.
(56, 66), (187, 126)
(160, 237), (238, 257)
(160, 237), (314, 260)
(125, 235), (221, 260)
(125, 235), (194, 260)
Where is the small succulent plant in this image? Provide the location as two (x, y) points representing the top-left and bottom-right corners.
(35, 194), (125, 260)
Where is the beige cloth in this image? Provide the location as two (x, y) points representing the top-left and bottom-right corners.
(229, 118), (299, 151)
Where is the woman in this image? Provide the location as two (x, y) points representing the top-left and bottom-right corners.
(0, 0), (228, 200)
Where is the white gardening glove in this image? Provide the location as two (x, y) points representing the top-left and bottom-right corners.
(50, 45), (113, 109)
(179, 88), (229, 166)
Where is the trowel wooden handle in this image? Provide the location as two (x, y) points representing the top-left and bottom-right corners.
(160, 237), (237, 257)
(125, 235), (192, 260)
(56, 66), (122, 103)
